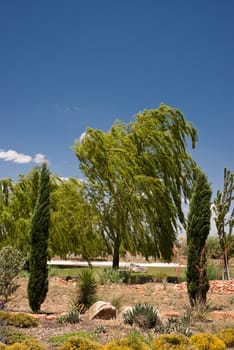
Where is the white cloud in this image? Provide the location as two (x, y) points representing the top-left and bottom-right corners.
(0, 149), (32, 163)
(0, 149), (47, 165)
(34, 153), (47, 164)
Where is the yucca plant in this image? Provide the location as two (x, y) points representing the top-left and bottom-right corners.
(123, 303), (161, 329)
(74, 269), (97, 313)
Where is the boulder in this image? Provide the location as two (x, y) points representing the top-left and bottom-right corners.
(128, 263), (147, 273)
(88, 301), (116, 320)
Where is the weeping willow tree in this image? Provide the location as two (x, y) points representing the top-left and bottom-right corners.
(0, 170), (40, 254)
(50, 177), (105, 260)
(74, 104), (198, 269)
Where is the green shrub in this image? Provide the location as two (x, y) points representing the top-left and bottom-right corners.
(216, 328), (234, 347)
(110, 295), (123, 311)
(190, 333), (226, 350)
(155, 316), (191, 336)
(0, 246), (26, 304)
(74, 269), (97, 313)
(0, 311), (38, 328)
(151, 333), (195, 350)
(103, 334), (149, 350)
(49, 331), (93, 347)
(98, 268), (125, 284)
(154, 272), (167, 282)
(183, 301), (209, 324)
(58, 336), (103, 350)
(0, 329), (28, 345)
(57, 308), (80, 324)
(123, 303), (161, 329)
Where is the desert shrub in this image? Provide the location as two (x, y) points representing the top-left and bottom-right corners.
(119, 270), (131, 283)
(183, 301), (209, 324)
(216, 328), (234, 347)
(49, 331), (93, 347)
(58, 336), (103, 350)
(0, 246), (26, 304)
(155, 316), (191, 336)
(151, 333), (194, 350)
(0, 329), (28, 345)
(190, 333), (226, 350)
(0, 311), (38, 328)
(74, 269), (97, 313)
(123, 303), (161, 329)
(5, 339), (45, 350)
(98, 268), (125, 284)
(49, 331), (94, 347)
(110, 295), (123, 311)
(104, 332), (150, 350)
(57, 308), (80, 324)
(154, 272), (167, 282)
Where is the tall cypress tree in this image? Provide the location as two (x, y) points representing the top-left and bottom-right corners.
(27, 162), (50, 312)
(186, 169), (212, 307)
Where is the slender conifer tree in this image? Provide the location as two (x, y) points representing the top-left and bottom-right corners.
(27, 162), (50, 312)
(186, 169), (212, 307)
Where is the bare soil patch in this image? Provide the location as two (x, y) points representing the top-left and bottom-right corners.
(3, 277), (234, 349)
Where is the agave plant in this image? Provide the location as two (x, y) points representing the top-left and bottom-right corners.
(123, 303), (161, 329)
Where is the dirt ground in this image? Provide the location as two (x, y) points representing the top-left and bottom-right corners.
(3, 276), (234, 349)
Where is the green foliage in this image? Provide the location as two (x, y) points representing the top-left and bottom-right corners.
(98, 268), (126, 284)
(151, 333), (194, 350)
(206, 237), (223, 259)
(103, 333), (149, 350)
(216, 328), (234, 347)
(154, 272), (167, 282)
(110, 294), (123, 310)
(49, 331), (94, 347)
(50, 177), (104, 260)
(183, 301), (209, 324)
(186, 169), (212, 307)
(27, 162), (50, 313)
(74, 104), (198, 268)
(0, 311), (38, 328)
(155, 316), (191, 336)
(57, 308), (80, 324)
(0, 245), (26, 304)
(0, 330), (28, 345)
(123, 303), (161, 329)
(190, 333), (226, 350)
(0, 170), (40, 256)
(206, 265), (222, 280)
(57, 336), (103, 350)
(74, 269), (97, 313)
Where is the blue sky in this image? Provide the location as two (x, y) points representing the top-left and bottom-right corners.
(0, 0), (233, 196)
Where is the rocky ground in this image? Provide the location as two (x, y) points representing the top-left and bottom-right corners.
(2, 276), (234, 349)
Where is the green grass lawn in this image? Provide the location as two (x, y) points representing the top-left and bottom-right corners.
(46, 262), (234, 282)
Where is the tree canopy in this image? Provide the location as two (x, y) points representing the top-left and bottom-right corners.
(74, 104), (198, 268)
